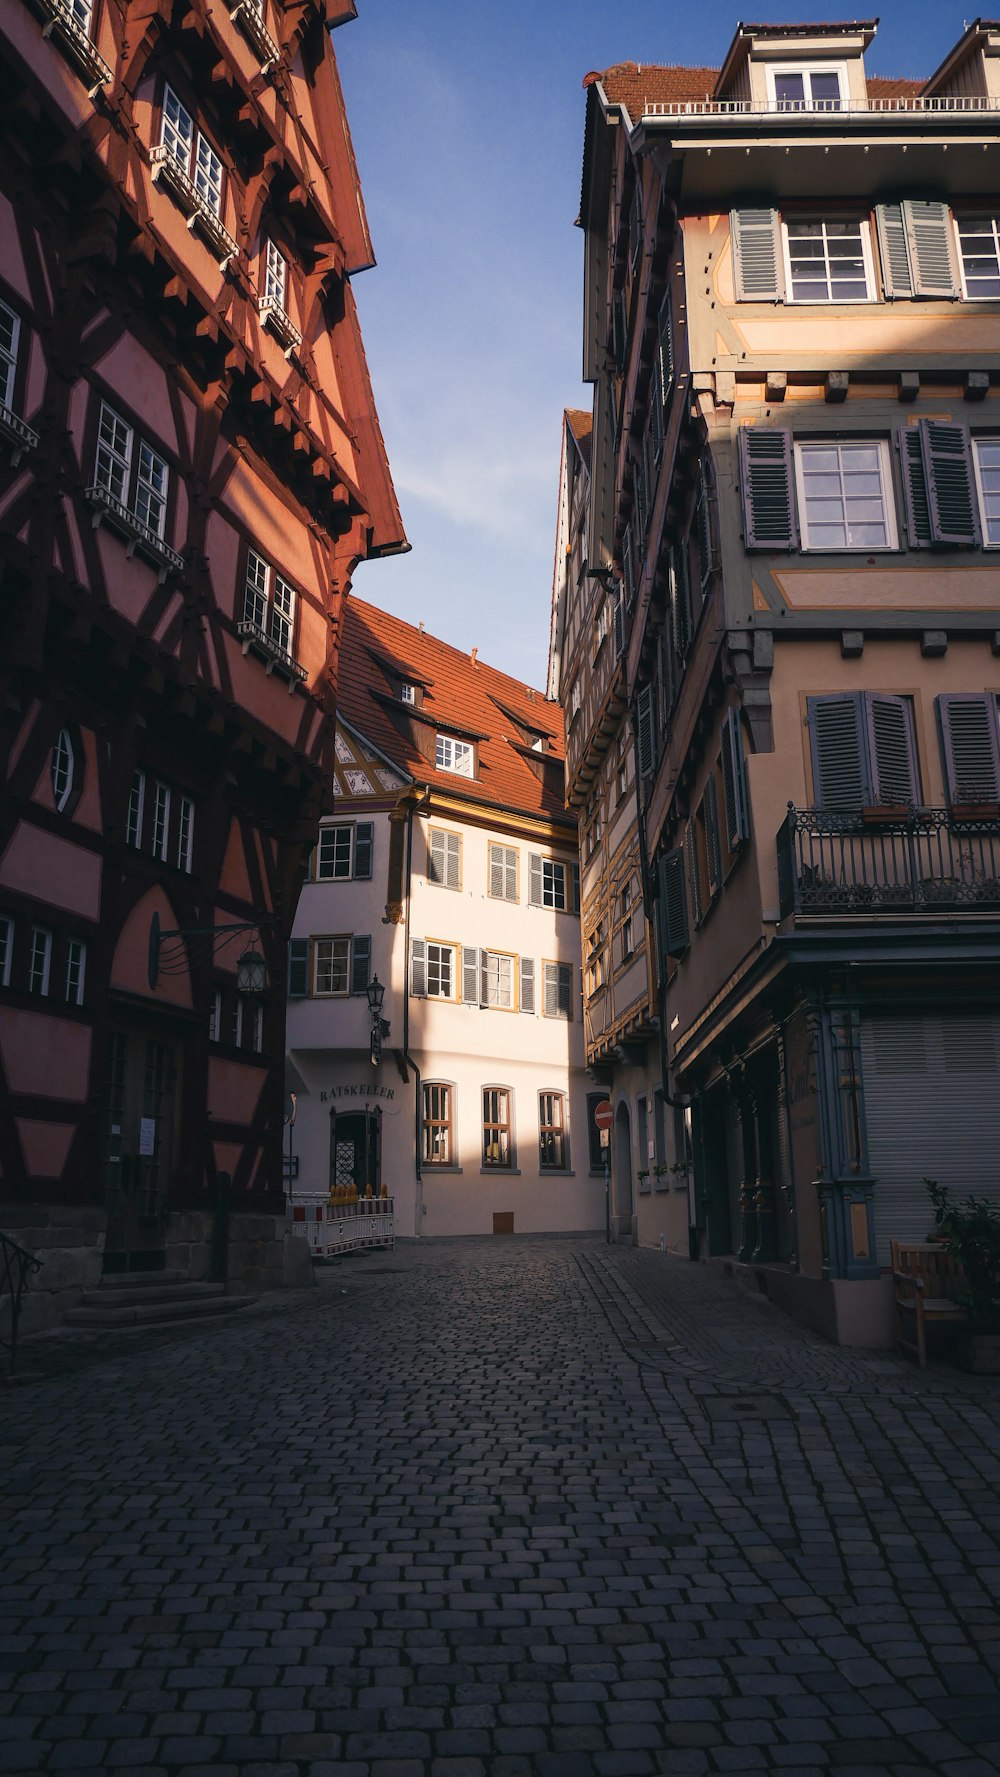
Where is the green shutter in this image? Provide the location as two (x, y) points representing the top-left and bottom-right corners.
(919, 421), (979, 546)
(350, 935), (371, 995)
(354, 821), (373, 880)
(287, 938), (308, 998)
(657, 848), (688, 959)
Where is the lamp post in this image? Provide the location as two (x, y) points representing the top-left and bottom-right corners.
(367, 974), (390, 1066)
(148, 911), (272, 992)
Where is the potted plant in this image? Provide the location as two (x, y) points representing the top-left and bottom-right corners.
(926, 1179), (1000, 1372)
(861, 801), (911, 825)
(652, 1163), (669, 1189)
(950, 785), (1000, 822)
(637, 1167), (651, 1192)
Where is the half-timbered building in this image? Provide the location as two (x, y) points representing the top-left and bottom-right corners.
(0, 0), (404, 1327)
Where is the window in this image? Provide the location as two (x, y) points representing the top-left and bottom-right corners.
(483, 951), (514, 1010)
(808, 693), (920, 809)
(126, 771), (145, 848)
(51, 729), (76, 813)
(399, 682), (417, 705)
(94, 402), (169, 541)
(209, 988), (222, 1042)
(657, 848), (689, 961)
(482, 1088), (513, 1168)
(65, 938), (87, 1006)
(620, 883), (634, 959)
(973, 439), (1000, 546)
(161, 86), (223, 219)
(316, 822), (373, 882)
(956, 216), (1000, 300)
(151, 781), (170, 862)
(426, 942), (454, 998)
(529, 854), (579, 912)
(768, 65), (844, 110)
(263, 238), (287, 309)
(594, 599), (609, 657)
(539, 1093), (567, 1170)
(242, 547), (297, 663)
(543, 961), (572, 1020)
(314, 936), (349, 996)
(783, 219), (873, 304)
(29, 927), (51, 996)
(429, 828), (462, 890)
(436, 734), (473, 777)
(422, 1083), (453, 1166)
(0, 916), (11, 988)
(794, 441), (896, 550)
(234, 995), (263, 1050)
(720, 709), (751, 853)
(568, 679), (582, 723)
(177, 797), (195, 873)
(586, 923), (605, 996)
(488, 843), (518, 902)
(0, 300), (21, 414)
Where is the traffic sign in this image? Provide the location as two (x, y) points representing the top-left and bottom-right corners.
(593, 1099), (614, 1130)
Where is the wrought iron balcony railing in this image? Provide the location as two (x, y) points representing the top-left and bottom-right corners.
(229, 0), (280, 72)
(777, 803), (1000, 918)
(149, 147), (239, 270)
(642, 94), (1000, 119)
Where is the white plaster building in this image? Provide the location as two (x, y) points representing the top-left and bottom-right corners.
(285, 598), (603, 1239)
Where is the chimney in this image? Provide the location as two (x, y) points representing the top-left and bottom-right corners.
(470, 647), (478, 666)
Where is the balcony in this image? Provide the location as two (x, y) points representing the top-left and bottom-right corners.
(258, 298), (302, 356)
(237, 617), (307, 687)
(643, 95), (1000, 119)
(84, 483), (184, 580)
(34, 0), (112, 96)
(229, 0), (280, 73)
(149, 147), (239, 270)
(778, 805), (1000, 918)
(0, 402), (39, 465)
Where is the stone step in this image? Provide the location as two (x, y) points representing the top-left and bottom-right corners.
(98, 1269), (189, 1289)
(78, 1281), (226, 1310)
(63, 1294), (253, 1330)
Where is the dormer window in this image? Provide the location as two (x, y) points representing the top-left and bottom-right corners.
(400, 682), (417, 705)
(436, 735), (474, 778)
(767, 65), (845, 112)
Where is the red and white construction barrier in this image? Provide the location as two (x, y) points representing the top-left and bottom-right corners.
(290, 1190), (395, 1257)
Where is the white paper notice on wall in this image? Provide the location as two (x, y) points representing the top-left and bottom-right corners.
(138, 1117), (156, 1157)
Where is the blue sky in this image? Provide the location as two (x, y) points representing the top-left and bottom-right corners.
(337, 3), (967, 689)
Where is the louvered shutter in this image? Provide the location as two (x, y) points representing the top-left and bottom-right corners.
(876, 203), (913, 299)
(905, 200), (959, 299)
(650, 359), (664, 458)
(937, 694), (1000, 804)
(704, 775), (722, 892)
(480, 950), (490, 1008)
(866, 696), (919, 805)
(410, 937), (427, 997)
(570, 861), (580, 913)
(520, 957), (535, 1013)
(489, 845), (504, 898)
(429, 830), (446, 885)
(350, 934), (371, 995)
(505, 848), (517, 901)
(613, 586), (626, 658)
(696, 460), (716, 588)
(738, 427), (798, 549)
(445, 832), (460, 889)
(670, 545), (692, 658)
(543, 962), (558, 1017)
(636, 683), (655, 778)
(731, 208), (784, 301)
(528, 853), (543, 905)
(622, 522), (636, 608)
(898, 425), (932, 547)
(462, 945), (480, 1005)
(657, 848), (688, 959)
(612, 288), (627, 370)
(287, 938), (308, 998)
(808, 694), (867, 807)
(657, 291), (674, 400)
(354, 822), (373, 880)
(634, 454), (647, 545)
(919, 421), (979, 546)
(720, 709), (751, 849)
(687, 827), (703, 926)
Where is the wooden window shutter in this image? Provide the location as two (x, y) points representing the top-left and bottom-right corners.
(738, 427), (798, 550)
(866, 696), (919, 805)
(410, 937), (427, 997)
(479, 950), (490, 1008)
(519, 956), (535, 1013)
(937, 694), (1000, 804)
(354, 821), (374, 880)
(719, 709), (750, 849)
(919, 421), (980, 546)
(462, 945), (480, 1005)
(898, 424), (932, 547)
(287, 938), (308, 998)
(670, 544), (692, 658)
(687, 826), (703, 926)
(696, 458), (716, 588)
(657, 291), (674, 401)
(622, 521), (636, 608)
(636, 683), (655, 778)
(489, 845), (504, 898)
(570, 861), (580, 913)
(904, 200), (959, 299)
(703, 775), (723, 893)
(613, 584), (626, 658)
(612, 288), (627, 370)
(876, 203), (914, 299)
(808, 694), (867, 807)
(731, 208), (784, 301)
(445, 832), (461, 889)
(657, 848), (688, 959)
(350, 934), (371, 995)
(528, 852), (543, 905)
(429, 830), (446, 885)
(650, 358), (664, 458)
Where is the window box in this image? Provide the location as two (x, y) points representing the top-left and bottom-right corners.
(149, 145), (238, 270)
(951, 801), (1000, 823)
(0, 402), (38, 464)
(84, 481), (184, 578)
(861, 803), (912, 825)
(237, 616), (306, 685)
(228, 0), (279, 72)
(258, 297), (302, 355)
(35, 0), (112, 95)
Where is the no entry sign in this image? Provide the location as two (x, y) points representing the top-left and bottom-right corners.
(593, 1099), (614, 1131)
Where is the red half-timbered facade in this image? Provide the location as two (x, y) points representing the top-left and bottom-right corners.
(0, 0), (405, 1324)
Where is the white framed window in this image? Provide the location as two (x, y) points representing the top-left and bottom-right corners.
(96, 402), (131, 504)
(793, 440), (897, 551)
(126, 770), (145, 848)
(135, 442), (168, 538)
(177, 797), (195, 873)
(429, 828), (462, 890)
(955, 216), (1000, 300)
(162, 86), (223, 219)
(973, 437), (1000, 545)
(621, 881), (635, 959)
(315, 821), (373, 882)
(766, 64), (845, 111)
(782, 219), (874, 304)
(483, 950), (515, 1010)
(209, 988), (222, 1042)
(65, 938), (86, 1006)
(0, 915), (12, 988)
(569, 679), (582, 722)
(0, 300), (21, 413)
(488, 843), (518, 902)
(529, 853), (579, 912)
(29, 927), (51, 996)
(314, 936), (350, 996)
(422, 1082), (454, 1166)
(426, 941), (455, 998)
(435, 734), (474, 778)
(51, 729), (76, 813)
(543, 960), (573, 1020)
(94, 402), (169, 540)
(151, 781), (171, 861)
(399, 682), (417, 705)
(242, 547), (297, 661)
(482, 1087), (513, 1169)
(264, 238), (287, 308)
(539, 1092), (567, 1170)
(542, 859), (567, 911)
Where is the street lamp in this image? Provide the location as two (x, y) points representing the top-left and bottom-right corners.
(236, 949), (267, 995)
(367, 974), (390, 1065)
(148, 911), (272, 993)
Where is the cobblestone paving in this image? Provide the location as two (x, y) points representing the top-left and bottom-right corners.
(2, 1235), (1000, 1777)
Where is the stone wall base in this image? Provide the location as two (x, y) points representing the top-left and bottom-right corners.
(0, 1206), (106, 1336)
(165, 1209), (314, 1294)
(710, 1255), (895, 1349)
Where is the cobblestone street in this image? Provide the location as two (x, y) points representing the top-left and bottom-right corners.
(3, 1236), (1000, 1777)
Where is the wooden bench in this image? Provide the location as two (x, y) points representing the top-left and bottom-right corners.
(891, 1240), (968, 1367)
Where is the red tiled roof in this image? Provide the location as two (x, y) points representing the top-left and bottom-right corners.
(596, 63), (721, 115)
(868, 74), (922, 96)
(565, 408), (592, 470)
(337, 598), (569, 823)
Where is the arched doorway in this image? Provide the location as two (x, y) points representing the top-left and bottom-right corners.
(614, 1100), (634, 1242)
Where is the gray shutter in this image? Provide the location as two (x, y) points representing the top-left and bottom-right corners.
(489, 845), (504, 898)
(720, 709), (750, 849)
(354, 821), (373, 880)
(446, 832), (461, 889)
(687, 826), (702, 926)
(657, 848), (688, 959)
(462, 945), (480, 1005)
(905, 200), (959, 299)
(898, 424), (932, 547)
(429, 830), (445, 885)
(657, 291), (674, 401)
(919, 421), (979, 546)
(622, 522), (635, 608)
(287, 939), (308, 998)
(875, 203), (913, 299)
(570, 861), (580, 913)
(670, 545), (692, 658)
(738, 427), (798, 549)
(411, 937), (427, 997)
(543, 963), (557, 1017)
(650, 358), (664, 458)
(529, 853), (542, 905)
(505, 849), (517, 901)
(636, 683), (655, 778)
(350, 934), (371, 995)
(559, 964), (572, 1020)
(520, 957), (535, 1013)
(696, 458), (715, 588)
(703, 775), (722, 893)
(612, 287), (627, 370)
(480, 950), (490, 1007)
(937, 694), (1000, 804)
(613, 585), (626, 658)
(731, 208), (783, 302)
(866, 696), (918, 806)
(808, 694), (867, 807)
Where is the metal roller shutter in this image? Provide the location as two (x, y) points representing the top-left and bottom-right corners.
(860, 1013), (1000, 1263)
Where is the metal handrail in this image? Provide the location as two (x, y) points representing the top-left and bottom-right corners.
(0, 1231), (42, 1371)
(778, 803), (1000, 917)
(643, 95), (998, 118)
